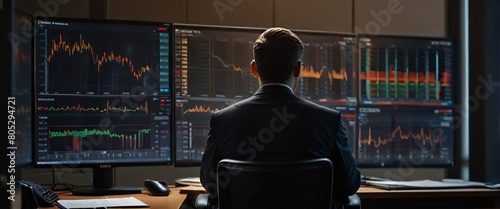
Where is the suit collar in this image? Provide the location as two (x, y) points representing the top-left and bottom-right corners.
(254, 84), (295, 96)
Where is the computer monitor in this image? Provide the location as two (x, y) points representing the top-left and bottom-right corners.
(356, 35), (456, 167)
(33, 17), (174, 195)
(173, 24), (265, 166)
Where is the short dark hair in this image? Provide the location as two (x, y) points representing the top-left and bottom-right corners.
(253, 27), (303, 83)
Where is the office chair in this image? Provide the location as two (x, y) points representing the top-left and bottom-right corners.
(196, 158), (334, 209)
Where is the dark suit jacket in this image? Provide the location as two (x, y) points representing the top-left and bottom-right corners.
(200, 84), (361, 207)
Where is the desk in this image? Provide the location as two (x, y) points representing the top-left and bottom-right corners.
(41, 187), (187, 209)
(43, 186), (500, 209)
(357, 185), (500, 209)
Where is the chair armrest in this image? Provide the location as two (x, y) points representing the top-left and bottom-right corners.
(194, 193), (215, 209)
(348, 194), (362, 209)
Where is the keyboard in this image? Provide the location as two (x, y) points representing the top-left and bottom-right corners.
(19, 180), (59, 207)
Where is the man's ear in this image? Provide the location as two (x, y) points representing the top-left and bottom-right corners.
(293, 60), (301, 77)
(251, 60), (259, 78)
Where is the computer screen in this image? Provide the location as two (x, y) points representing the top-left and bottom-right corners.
(173, 24), (265, 166)
(33, 17), (173, 195)
(356, 35), (455, 167)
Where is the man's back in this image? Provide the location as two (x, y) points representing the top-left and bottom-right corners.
(200, 27), (360, 208)
(213, 85), (341, 162)
(201, 85), (360, 205)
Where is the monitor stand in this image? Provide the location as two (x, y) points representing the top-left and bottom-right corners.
(72, 167), (142, 196)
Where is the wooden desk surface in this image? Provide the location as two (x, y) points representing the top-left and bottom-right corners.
(42, 185), (500, 209)
(357, 186), (500, 209)
(42, 187), (187, 209)
(357, 185), (500, 199)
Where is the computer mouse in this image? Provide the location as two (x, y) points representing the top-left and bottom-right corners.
(144, 179), (171, 196)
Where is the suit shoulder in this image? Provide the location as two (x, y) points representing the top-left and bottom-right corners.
(298, 98), (341, 115)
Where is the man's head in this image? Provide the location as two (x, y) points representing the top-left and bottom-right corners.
(252, 27), (303, 85)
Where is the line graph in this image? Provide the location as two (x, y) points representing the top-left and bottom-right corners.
(47, 34), (151, 79)
(37, 100), (149, 114)
(35, 96), (158, 115)
(183, 105), (214, 114)
(211, 53), (246, 74)
(301, 65), (349, 81)
(356, 106), (454, 166)
(358, 125), (444, 149)
(37, 30), (159, 95)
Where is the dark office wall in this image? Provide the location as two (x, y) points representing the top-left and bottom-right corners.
(107, 0), (187, 23)
(469, 0), (500, 183)
(106, 0), (446, 36)
(14, 0), (89, 18)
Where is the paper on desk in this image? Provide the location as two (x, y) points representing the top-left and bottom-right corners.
(366, 179), (500, 190)
(176, 177), (200, 183)
(55, 196), (148, 209)
(175, 177), (202, 186)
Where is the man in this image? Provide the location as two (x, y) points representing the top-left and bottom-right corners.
(200, 27), (360, 208)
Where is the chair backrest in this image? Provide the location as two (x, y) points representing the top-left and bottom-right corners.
(216, 158), (333, 209)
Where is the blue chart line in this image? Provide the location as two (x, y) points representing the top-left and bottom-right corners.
(210, 53), (245, 75)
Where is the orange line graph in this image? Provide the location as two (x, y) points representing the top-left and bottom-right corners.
(228, 64), (244, 73)
(46, 34), (150, 80)
(301, 65), (348, 82)
(358, 125), (443, 148)
(183, 105), (213, 114)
